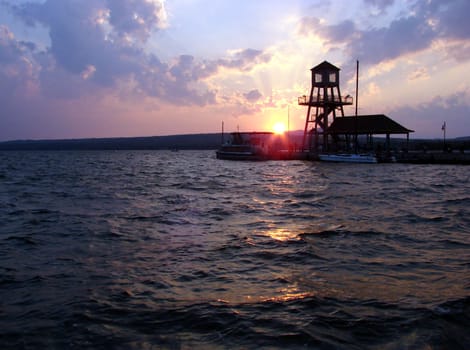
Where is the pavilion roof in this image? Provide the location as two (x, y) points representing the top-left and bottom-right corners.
(328, 114), (414, 135)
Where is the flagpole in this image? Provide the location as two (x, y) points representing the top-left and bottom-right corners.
(442, 121), (446, 150)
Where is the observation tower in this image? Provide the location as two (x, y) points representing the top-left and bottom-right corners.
(298, 61), (353, 152)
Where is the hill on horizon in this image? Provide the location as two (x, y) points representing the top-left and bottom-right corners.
(0, 132), (469, 151)
(0, 133), (223, 151)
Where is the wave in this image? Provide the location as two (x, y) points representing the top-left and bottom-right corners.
(1, 151), (469, 349)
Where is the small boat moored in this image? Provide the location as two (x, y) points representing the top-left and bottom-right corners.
(318, 153), (378, 163)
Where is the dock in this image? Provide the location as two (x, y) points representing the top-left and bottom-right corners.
(395, 150), (470, 165)
(256, 150), (470, 164)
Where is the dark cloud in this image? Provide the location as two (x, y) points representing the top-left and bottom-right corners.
(10, 0), (132, 82)
(106, 0), (164, 42)
(0, 25), (37, 97)
(299, 18), (355, 43)
(3, 0), (270, 106)
(390, 90), (470, 137)
(0, 25), (19, 62)
(244, 89), (262, 102)
(0, 25), (33, 63)
(363, 0), (394, 10)
(134, 50), (269, 106)
(434, 0), (470, 40)
(353, 15), (435, 64)
(217, 49), (271, 71)
(299, 0), (470, 64)
(149, 54), (218, 106)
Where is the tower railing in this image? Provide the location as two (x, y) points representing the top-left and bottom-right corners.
(298, 95), (353, 106)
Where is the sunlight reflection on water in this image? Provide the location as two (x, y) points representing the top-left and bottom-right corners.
(264, 227), (301, 242)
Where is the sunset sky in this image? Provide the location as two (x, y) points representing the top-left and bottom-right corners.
(1, 0), (469, 141)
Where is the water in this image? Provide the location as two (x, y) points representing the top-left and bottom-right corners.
(1, 150), (469, 349)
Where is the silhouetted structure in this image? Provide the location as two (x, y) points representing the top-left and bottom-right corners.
(328, 114), (413, 152)
(298, 61), (413, 156)
(298, 61), (353, 151)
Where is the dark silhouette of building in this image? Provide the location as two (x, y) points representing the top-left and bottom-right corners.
(298, 61), (413, 153)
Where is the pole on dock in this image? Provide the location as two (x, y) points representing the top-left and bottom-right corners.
(442, 121), (446, 150)
(221, 121), (224, 145)
(355, 60), (359, 118)
(354, 60), (359, 153)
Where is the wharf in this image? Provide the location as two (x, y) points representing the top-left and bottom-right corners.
(263, 150), (470, 164)
(395, 151), (470, 165)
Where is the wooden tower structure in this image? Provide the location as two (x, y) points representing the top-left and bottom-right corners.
(298, 61), (353, 151)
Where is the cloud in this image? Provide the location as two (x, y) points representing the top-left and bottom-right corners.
(106, 0), (167, 42)
(441, 40), (470, 62)
(3, 0), (270, 106)
(135, 50), (271, 106)
(299, 16), (435, 65)
(243, 89), (262, 102)
(363, 0), (394, 10)
(407, 67), (430, 82)
(299, 17), (356, 43)
(432, 0), (470, 40)
(0, 25), (28, 63)
(218, 48), (271, 71)
(9, 0), (136, 83)
(390, 89), (470, 137)
(298, 0), (470, 65)
(0, 25), (38, 97)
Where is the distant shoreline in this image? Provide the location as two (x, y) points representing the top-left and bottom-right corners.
(0, 133), (469, 152)
(0, 133), (222, 151)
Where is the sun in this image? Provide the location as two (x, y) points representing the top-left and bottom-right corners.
(272, 122), (286, 134)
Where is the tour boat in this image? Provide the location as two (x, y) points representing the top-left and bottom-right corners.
(216, 144), (266, 160)
(216, 132), (274, 161)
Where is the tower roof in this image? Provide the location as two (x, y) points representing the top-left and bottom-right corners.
(311, 61), (340, 72)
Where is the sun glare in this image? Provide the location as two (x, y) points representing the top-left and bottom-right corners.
(273, 122), (286, 134)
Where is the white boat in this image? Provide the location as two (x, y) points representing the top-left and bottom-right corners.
(319, 153), (378, 163)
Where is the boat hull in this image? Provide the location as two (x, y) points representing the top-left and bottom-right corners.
(319, 153), (378, 163)
(216, 150), (266, 161)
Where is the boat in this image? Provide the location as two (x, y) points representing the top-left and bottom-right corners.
(216, 131), (275, 160)
(319, 153), (378, 163)
(216, 144), (265, 160)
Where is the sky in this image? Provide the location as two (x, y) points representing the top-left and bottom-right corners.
(0, 0), (469, 141)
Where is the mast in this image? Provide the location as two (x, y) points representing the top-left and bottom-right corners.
(287, 105), (290, 146)
(355, 60), (359, 153)
(355, 60), (359, 117)
(287, 105), (290, 134)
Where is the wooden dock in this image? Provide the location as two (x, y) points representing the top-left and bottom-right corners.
(395, 151), (470, 165)
(264, 150), (470, 164)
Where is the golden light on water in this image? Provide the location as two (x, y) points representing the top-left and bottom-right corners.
(261, 291), (314, 303)
(265, 228), (300, 241)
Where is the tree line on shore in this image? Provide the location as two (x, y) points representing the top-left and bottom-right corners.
(0, 133), (468, 151)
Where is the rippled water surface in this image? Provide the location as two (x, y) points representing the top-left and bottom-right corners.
(1, 150), (469, 349)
